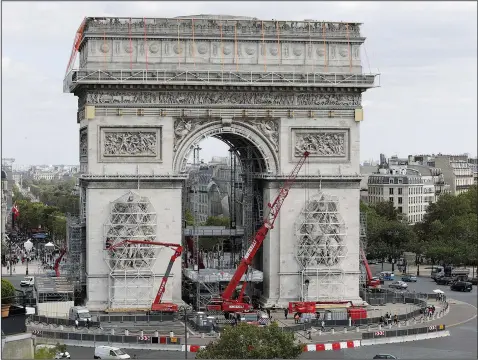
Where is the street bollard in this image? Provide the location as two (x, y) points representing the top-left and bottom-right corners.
(318, 330), (322, 336)
(201, 333), (205, 339)
(111, 329), (115, 335)
(125, 330), (129, 336)
(170, 331), (174, 337)
(140, 330), (144, 337)
(406, 320), (410, 326)
(356, 326), (360, 333)
(59, 325), (64, 331)
(378, 324), (382, 330)
(398, 322), (401, 328)
(367, 325), (371, 332)
(348, 317), (352, 327)
(154, 331), (158, 337)
(388, 324), (392, 329)
(331, 328), (335, 335)
(343, 327), (347, 333)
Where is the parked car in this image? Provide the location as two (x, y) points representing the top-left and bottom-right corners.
(20, 276), (35, 287)
(470, 278), (477, 285)
(450, 281), (472, 292)
(389, 281), (408, 290)
(55, 352), (70, 359)
(401, 274), (417, 282)
(368, 259), (378, 265)
(373, 355), (397, 359)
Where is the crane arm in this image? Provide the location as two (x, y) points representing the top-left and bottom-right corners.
(221, 151), (310, 302)
(54, 249), (67, 277)
(105, 239), (183, 306)
(360, 247), (377, 287)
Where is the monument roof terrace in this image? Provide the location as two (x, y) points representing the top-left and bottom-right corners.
(82, 16), (364, 40)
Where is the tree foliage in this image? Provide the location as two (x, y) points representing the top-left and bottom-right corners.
(22, 179), (79, 215)
(34, 343), (67, 359)
(196, 322), (303, 359)
(2, 279), (16, 304)
(15, 199), (67, 241)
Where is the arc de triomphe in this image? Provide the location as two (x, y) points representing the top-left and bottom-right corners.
(64, 15), (377, 310)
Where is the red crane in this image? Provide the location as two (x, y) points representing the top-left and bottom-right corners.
(106, 240), (183, 313)
(65, 17), (87, 76)
(54, 248), (67, 277)
(207, 151), (310, 313)
(361, 248), (380, 288)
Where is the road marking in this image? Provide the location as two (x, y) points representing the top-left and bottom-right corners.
(446, 302), (477, 329)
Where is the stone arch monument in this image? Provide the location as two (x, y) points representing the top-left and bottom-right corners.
(65, 16), (377, 310)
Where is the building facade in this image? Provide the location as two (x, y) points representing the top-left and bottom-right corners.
(367, 167), (426, 224)
(431, 155), (474, 196)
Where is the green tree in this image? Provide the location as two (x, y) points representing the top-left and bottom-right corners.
(2, 279), (16, 305)
(205, 216), (230, 228)
(196, 322), (303, 359)
(184, 209), (195, 226)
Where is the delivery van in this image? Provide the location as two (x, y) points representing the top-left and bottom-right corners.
(94, 346), (130, 359)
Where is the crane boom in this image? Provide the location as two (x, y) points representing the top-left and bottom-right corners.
(54, 248), (67, 277)
(221, 151), (310, 304)
(106, 239), (183, 312)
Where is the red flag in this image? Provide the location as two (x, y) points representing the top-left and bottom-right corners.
(12, 202), (19, 219)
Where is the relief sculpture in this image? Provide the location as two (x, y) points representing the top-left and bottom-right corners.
(103, 131), (157, 156)
(174, 119), (208, 151)
(294, 132), (346, 157)
(250, 119), (279, 151)
(79, 129), (88, 161)
(86, 91), (360, 107)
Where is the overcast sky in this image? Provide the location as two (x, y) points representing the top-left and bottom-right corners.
(2, 1), (477, 166)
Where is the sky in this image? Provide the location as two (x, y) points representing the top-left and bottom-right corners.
(1, 1), (477, 166)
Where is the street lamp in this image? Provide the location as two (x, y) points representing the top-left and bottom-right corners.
(24, 239), (33, 275)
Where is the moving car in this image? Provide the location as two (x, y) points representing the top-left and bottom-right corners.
(20, 276), (35, 287)
(379, 271), (395, 281)
(401, 274), (417, 282)
(435, 276), (455, 285)
(69, 306), (92, 322)
(55, 352), (71, 359)
(389, 281), (408, 289)
(450, 281), (472, 292)
(373, 355), (397, 359)
(94, 346), (130, 359)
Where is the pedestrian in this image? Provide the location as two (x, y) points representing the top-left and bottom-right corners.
(393, 314), (398, 325)
(266, 309), (271, 319)
(86, 318), (90, 329)
(284, 308), (288, 320)
(320, 320), (325, 331)
(75, 319), (79, 330)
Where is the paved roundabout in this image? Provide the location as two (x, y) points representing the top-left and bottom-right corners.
(61, 275), (476, 359)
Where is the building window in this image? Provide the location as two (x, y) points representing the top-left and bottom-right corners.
(398, 188), (403, 195)
(389, 197), (393, 203)
(398, 206), (403, 213)
(389, 179), (394, 184)
(398, 179), (403, 184)
(389, 188), (394, 195)
(398, 197), (402, 204)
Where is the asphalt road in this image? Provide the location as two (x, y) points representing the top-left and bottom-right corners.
(64, 275), (477, 360)
(8, 267), (476, 359)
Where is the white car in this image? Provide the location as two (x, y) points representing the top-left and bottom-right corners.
(20, 276), (35, 287)
(94, 346), (130, 359)
(55, 352), (71, 359)
(389, 281), (408, 289)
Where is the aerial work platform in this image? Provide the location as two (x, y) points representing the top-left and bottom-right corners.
(184, 226), (244, 237)
(183, 268), (263, 283)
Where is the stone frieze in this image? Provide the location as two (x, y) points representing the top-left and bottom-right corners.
(103, 131), (158, 157)
(294, 132), (346, 157)
(85, 91), (361, 108)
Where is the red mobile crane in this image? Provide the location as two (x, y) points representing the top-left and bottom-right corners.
(361, 248), (380, 288)
(54, 248), (67, 277)
(207, 151), (310, 313)
(106, 240), (183, 313)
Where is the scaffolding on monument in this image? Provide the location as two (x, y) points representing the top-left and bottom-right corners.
(295, 191), (348, 301)
(103, 191), (162, 309)
(65, 215), (86, 293)
(359, 211), (367, 290)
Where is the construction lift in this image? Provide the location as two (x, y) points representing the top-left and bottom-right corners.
(206, 151), (310, 314)
(106, 240), (183, 313)
(54, 248), (67, 277)
(287, 248), (380, 315)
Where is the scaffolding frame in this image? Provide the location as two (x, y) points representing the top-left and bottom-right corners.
(296, 191), (347, 301)
(359, 211), (367, 289)
(65, 215), (86, 294)
(103, 191), (161, 309)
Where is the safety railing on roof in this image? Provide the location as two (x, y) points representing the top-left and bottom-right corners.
(64, 69), (379, 92)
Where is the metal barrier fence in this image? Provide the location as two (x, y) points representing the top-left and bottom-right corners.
(31, 330), (182, 345)
(29, 315), (100, 328)
(362, 324), (446, 340)
(95, 313), (176, 323)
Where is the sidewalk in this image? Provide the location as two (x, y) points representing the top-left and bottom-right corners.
(2, 260), (49, 277)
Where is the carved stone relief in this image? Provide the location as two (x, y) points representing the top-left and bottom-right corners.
(79, 128), (88, 162)
(294, 131), (347, 157)
(149, 42), (160, 54)
(250, 119), (279, 151)
(173, 119), (209, 151)
(103, 131), (158, 157)
(86, 91), (361, 108)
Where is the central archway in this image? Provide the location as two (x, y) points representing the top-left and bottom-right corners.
(173, 119), (280, 175)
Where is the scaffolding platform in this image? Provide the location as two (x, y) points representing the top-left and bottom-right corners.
(184, 226), (244, 237)
(183, 268), (263, 283)
(35, 276), (74, 303)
